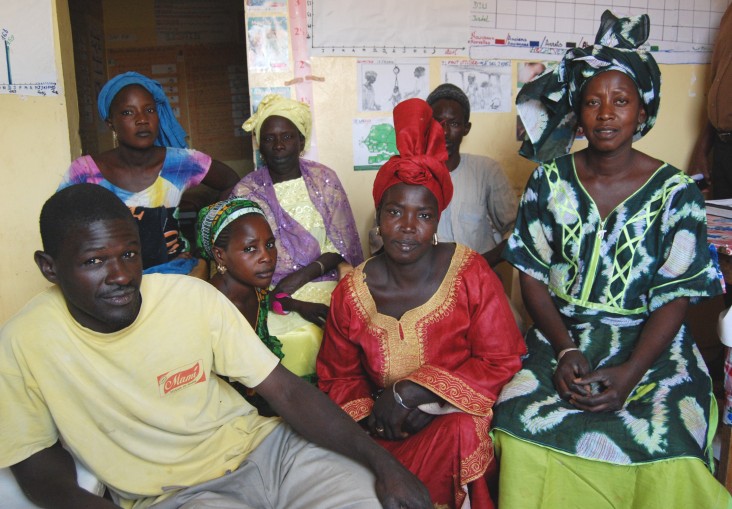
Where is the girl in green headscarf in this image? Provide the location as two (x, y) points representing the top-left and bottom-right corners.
(196, 198), (286, 414)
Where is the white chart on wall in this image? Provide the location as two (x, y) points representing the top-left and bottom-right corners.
(469, 0), (732, 64)
(308, 0), (731, 64)
(0, 0), (59, 95)
(308, 0), (468, 57)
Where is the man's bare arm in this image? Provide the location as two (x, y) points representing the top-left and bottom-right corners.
(10, 441), (116, 509)
(255, 364), (432, 509)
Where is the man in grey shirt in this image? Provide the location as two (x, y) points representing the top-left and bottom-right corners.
(427, 83), (517, 267)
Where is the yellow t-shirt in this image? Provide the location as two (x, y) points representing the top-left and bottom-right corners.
(0, 274), (280, 507)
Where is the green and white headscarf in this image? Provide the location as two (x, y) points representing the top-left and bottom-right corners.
(517, 10), (661, 162)
(196, 198), (267, 261)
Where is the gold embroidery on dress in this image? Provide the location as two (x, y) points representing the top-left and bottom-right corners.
(410, 366), (494, 416)
(460, 415), (492, 484)
(349, 246), (472, 387)
(343, 397), (374, 421)
(347, 266), (394, 382)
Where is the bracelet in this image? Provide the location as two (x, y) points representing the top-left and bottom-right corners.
(271, 292), (291, 315)
(313, 260), (325, 276)
(392, 380), (414, 410)
(557, 347), (580, 362)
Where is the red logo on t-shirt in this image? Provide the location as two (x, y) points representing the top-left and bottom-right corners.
(157, 360), (207, 395)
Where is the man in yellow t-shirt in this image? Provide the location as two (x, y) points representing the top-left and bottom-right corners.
(0, 184), (431, 509)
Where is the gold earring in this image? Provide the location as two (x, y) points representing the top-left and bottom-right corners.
(216, 264), (227, 274)
(112, 131), (118, 148)
(375, 226), (381, 236)
(432, 233), (438, 246)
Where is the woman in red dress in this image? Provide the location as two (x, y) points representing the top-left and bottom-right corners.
(316, 98), (526, 509)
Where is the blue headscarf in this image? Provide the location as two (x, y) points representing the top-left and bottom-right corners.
(97, 72), (188, 149)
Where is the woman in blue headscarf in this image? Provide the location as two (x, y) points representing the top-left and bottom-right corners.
(58, 72), (239, 274)
(492, 10), (730, 508)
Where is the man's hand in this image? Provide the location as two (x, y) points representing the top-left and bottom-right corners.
(11, 442), (117, 509)
(372, 455), (433, 509)
(255, 365), (432, 509)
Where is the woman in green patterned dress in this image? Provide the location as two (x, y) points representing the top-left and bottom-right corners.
(492, 10), (731, 508)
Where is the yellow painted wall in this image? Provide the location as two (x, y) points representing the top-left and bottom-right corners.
(0, 0), (79, 323)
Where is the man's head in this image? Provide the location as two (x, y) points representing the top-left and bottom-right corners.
(35, 184), (143, 333)
(426, 84), (472, 159)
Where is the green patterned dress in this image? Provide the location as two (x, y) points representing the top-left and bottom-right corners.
(494, 154), (722, 468)
(227, 288), (284, 417)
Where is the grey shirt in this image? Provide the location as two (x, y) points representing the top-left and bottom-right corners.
(437, 153), (518, 254)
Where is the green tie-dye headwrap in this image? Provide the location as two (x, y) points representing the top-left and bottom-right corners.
(517, 9), (661, 162)
(196, 198), (266, 261)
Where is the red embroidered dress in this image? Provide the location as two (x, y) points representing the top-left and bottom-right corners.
(317, 245), (525, 508)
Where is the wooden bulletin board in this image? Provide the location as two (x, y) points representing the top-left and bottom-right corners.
(184, 45), (249, 160)
(69, 0), (107, 155)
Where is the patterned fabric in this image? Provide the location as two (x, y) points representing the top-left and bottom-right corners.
(494, 154), (723, 466)
(372, 99), (453, 213)
(230, 159), (363, 286)
(242, 94), (312, 150)
(227, 288), (285, 417)
(195, 198), (266, 261)
(317, 245), (526, 508)
(273, 178), (338, 256)
(266, 178), (341, 381)
(97, 71), (188, 149)
(516, 10), (661, 162)
(254, 289), (283, 360)
(59, 148), (211, 269)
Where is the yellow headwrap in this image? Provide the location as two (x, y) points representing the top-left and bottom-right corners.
(242, 94), (312, 150)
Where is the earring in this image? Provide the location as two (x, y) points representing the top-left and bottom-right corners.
(432, 233), (438, 246)
(112, 131), (118, 148)
(216, 264), (227, 274)
(375, 226), (381, 236)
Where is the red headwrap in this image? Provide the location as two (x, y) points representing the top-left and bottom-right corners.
(372, 98), (453, 213)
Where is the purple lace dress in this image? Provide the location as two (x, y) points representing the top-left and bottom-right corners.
(230, 159), (363, 285)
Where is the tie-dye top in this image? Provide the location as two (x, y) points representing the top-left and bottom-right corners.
(58, 148), (211, 269)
